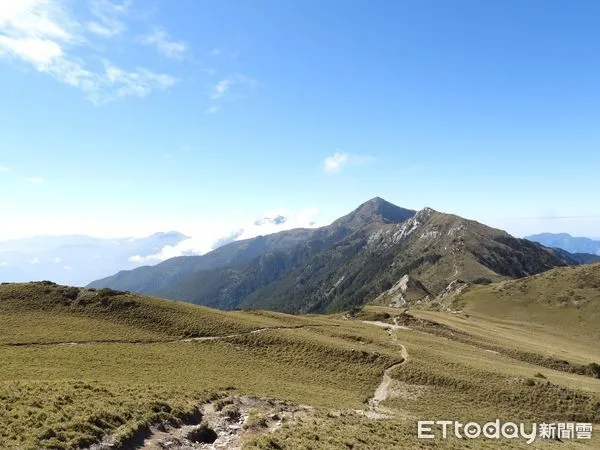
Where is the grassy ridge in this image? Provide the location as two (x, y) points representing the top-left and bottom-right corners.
(0, 282), (319, 344)
(0, 380), (220, 449)
(0, 282), (396, 449)
(246, 324), (600, 449)
(1, 280), (600, 449)
(451, 263), (600, 341)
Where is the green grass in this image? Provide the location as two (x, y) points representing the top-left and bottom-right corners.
(246, 324), (600, 449)
(0, 282), (396, 449)
(0, 282), (325, 345)
(1, 280), (600, 449)
(403, 264), (600, 371)
(450, 263), (600, 344)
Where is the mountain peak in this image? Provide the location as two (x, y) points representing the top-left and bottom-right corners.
(415, 207), (436, 219)
(333, 197), (416, 229)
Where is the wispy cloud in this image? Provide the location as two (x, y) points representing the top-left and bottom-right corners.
(0, 0), (179, 104)
(24, 176), (43, 184)
(0, 165), (9, 172)
(102, 63), (177, 101)
(128, 207), (323, 264)
(211, 78), (233, 100)
(323, 152), (375, 174)
(139, 27), (188, 60)
(87, 0), (131, 37)
(206, 73), (257, 112)
(87, 21), (120, 37)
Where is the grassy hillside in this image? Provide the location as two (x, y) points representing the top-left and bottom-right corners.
(0, 281), (319, 344)
(1, 281), (599, 449)
(0, 282), (398, 449)
(447, 263), (600, 343)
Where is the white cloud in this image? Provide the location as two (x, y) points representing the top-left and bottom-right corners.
(29, 257), (40, 264)
(139, 27), (187, 60)
(100, 63), (177, 102)
(0, 165), (8, 172)
(128, 207), (324, 265)
(211, 78), (232, 99)
(324, 152), (349, 174)
(323, 151), (375, 174)
(87, 21), (118, 37)
(207, 73), (257, 111)
(63, 265), (72, 270)
(52, 256), (62, 264)
(0, 36), (63, 65)
(25, 176), (43, 184)
(0, 0), (79, 43)
(0, 261), (9, 267)
(0, 0), (179, 104)
(87, 0), (130, 37)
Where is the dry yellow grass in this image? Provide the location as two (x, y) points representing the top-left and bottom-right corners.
(1, 279), (599, 449)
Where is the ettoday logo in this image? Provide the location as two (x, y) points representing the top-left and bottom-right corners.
(417, 420), (593, 444)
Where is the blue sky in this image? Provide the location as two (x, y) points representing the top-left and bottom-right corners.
(1, 0), (599, 245)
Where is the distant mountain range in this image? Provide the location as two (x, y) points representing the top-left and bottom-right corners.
(526, 233), (600, 256)
(0, 232), (188, 286)
(89, 197), (591, 313)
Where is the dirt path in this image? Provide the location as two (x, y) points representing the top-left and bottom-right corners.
(361, 320), (411, 331)
(113, 321), (412, 448)
(363, 321), (409, 411)
(1, 324), (333, 348)
(368, 346), (408, 405)
(36, 320), (409, 448)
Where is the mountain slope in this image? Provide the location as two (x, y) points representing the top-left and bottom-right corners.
(151, 198), (416, 308)
(89, 198), (416, 297)
(90, 199), (580, 315)
(0, 282), (400, 448)
(551, 248), (600, 265)
(241, 208), (575, 313)
(447, 263), (600, 343)
(526, 232), (600, 255)
(3, 278), (600, 449)
(87, 229), (319, 292)
(156, 204), (575, 314)
(0, 281), (302, 344)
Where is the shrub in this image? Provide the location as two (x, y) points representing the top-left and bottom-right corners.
(97, 288), (124, 298)
(244, 411), (268, 430)
(222, 405), (241, 421)
(585, 363), (600, 379)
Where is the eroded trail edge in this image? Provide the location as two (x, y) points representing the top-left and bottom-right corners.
(363, 320), (410, 413)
